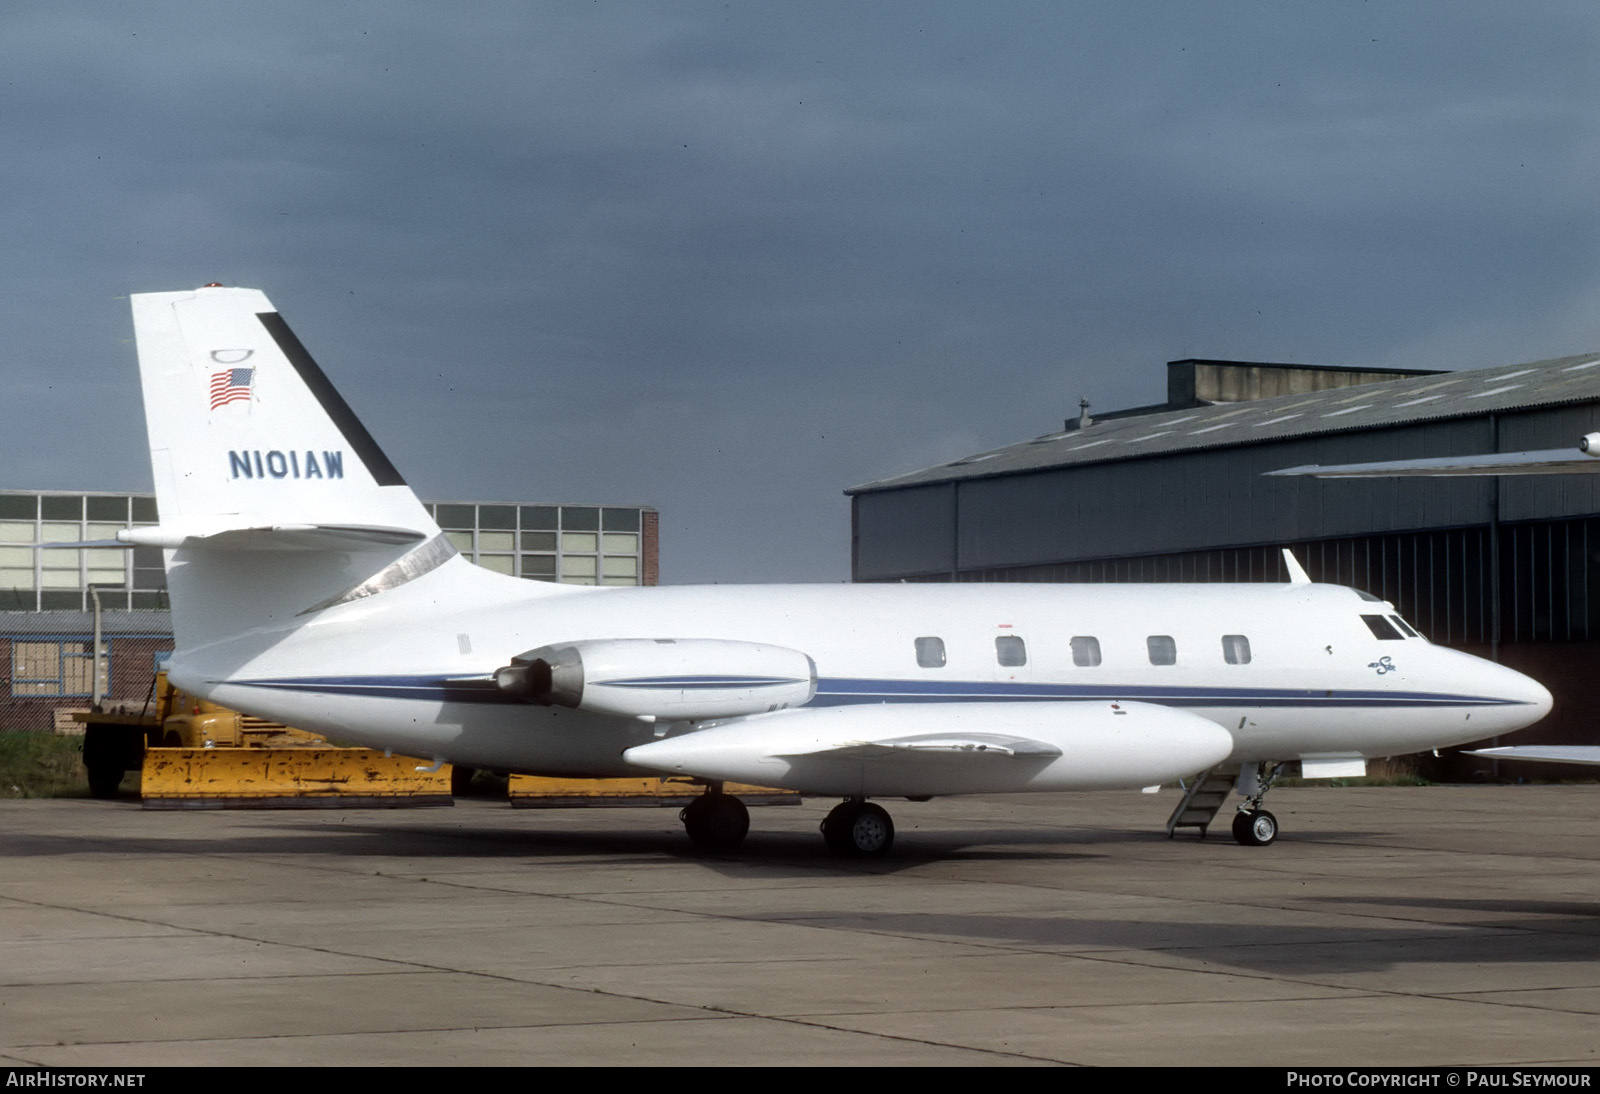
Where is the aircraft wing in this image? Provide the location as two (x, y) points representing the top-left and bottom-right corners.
(1268, 447), (1600, 478)
(784, 732), (1064, 760)
(1466, 745), (1600, 766)
(623, 700), (1233, 797)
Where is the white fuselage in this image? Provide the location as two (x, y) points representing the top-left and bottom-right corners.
(172, 569), (1551, 790)
(122, 286), (1557, 827)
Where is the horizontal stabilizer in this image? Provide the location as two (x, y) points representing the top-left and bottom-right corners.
(116, 523), (427, 551)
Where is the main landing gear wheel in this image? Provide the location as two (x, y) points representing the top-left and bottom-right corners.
(85, 762), (123, 800)
(681, 793), (749, 851)
(1231, 808), (1278, 847)
(822, 800), (895, 857)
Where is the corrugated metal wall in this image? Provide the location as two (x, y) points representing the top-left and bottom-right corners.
(853, 405), (1600, 581)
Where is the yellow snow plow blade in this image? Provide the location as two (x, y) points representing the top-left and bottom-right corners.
(140, 747), (453, 808)
(507, 774), (798, 808)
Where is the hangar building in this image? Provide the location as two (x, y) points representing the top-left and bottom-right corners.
(847, 354), (1600, 764)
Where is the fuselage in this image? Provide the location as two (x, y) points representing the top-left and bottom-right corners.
(174, 570), (1552, 782)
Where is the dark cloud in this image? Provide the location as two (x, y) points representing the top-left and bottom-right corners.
(3, 1), (1597, 580)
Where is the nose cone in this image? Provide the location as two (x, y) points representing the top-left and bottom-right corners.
(1508, 666), (1554, 725)
(1450, 650), (1553, 733)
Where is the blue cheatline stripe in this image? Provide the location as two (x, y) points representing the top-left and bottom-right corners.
(224, 674), (1529, 709)
(815, 678), (1519, 708)
(600, 675), (805, 689)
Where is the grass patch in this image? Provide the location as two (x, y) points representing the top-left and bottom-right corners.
(0, 732), (89, 798)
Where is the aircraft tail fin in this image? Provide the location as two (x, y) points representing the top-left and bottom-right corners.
(129, 286), (559, 653)
(131, 286), (433, 534)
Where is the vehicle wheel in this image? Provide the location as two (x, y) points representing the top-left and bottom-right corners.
(449, 765), (476, 797)
(85, 762), (123, 800)
(821, 801), (895, 857)
(1232, 808), (1278, 847)
(682, 794), (749, 850)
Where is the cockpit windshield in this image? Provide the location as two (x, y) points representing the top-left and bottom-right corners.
(1361, 613), (1425, 641)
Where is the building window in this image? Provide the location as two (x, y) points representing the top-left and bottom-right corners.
(435, 504), (475, 530)
(1221, 635), (1251, 664)
(10, 639), (106, 697)
(520, 506), (558, 530)
(915, 637), (946, 668)
(561, 555), (597, 583)
(995, 635), (1027, 667)
(520, 555), (557, 580)
(561, 506), (600, 532)
(1147, 635), (1177, 666)
(1070, 636), (1102, 667)
(602, 556), (638, 579)
(478, 505), (516, 530)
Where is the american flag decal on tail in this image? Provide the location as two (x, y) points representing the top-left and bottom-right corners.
(209, 367), (255, 410)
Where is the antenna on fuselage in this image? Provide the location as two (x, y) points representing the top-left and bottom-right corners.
(1281, 548), (1311, 585)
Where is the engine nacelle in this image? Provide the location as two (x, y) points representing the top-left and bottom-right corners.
(494, 638), (817, 721)
(1581, 432), (1600, 455)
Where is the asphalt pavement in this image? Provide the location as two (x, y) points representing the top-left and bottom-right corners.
(2, 785), (1596, 1067)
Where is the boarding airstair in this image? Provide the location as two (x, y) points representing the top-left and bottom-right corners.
(1165, 764), (1240, 838)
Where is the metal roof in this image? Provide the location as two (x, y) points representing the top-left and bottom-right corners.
(848, 351), (1600, 494)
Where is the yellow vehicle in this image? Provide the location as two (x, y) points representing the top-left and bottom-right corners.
(78, 673), (797, 812)
(76, 673), (450, 806)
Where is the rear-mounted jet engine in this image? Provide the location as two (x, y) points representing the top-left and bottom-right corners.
(493, 638), (817, 721)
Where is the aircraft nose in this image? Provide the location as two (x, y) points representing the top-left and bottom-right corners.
(1479, 658), (1552, 725)
(1512, 668), (1553, 721)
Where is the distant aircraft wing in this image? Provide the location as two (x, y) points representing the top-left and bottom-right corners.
(1466, 745), (1600, 766)
(1268, 446), (1600, 478)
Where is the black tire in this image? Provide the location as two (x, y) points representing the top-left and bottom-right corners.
(682, 794), (750, 850)
(1232, 808), (1278, 847)
(449, 765), (476, 797)
(85, 762), (123, 800)
(821, 801), (895, 857)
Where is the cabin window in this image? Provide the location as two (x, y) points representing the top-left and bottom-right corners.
(1070, 636), (1101, 667)
(995, 635), (1027, 667)
(1361, 615), (1404, 640)
(1221, 634), (1251, 664)
(1147, 635), (1177, 666)
(1390, 615), (1420, 638)
(914, 636), (946, 668)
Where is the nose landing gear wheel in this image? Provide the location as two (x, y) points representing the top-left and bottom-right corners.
(822, 800), (895, 856)
(681, 794), (750, 850)
(1231, 808), (1278, 846)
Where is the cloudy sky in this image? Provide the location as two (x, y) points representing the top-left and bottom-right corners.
(4, 2), (1597, 582)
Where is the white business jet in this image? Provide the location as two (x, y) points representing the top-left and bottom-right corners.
(121, 286), (1553, 854)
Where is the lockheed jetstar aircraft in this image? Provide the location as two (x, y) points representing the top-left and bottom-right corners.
(120, 286), (1553, 854)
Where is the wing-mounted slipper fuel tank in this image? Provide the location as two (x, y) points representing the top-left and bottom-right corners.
(623, 700), (1235, 798)
(493, 638), (817, 721)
